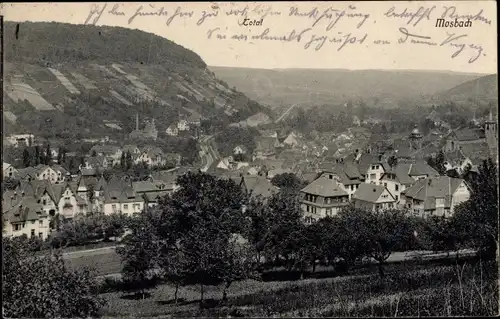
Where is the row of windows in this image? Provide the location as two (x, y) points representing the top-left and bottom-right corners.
(13, 220), (43, 231)
(371, 165), (380, 170)
(111, 203), (142, 210)
(306, 205), (318, 214)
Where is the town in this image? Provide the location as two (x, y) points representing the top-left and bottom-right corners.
(2, 9), (498, 319)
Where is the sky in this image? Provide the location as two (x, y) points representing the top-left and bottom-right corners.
(2, 1), (497, 74)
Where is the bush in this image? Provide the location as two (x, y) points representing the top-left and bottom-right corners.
(3, 237), (105, 318)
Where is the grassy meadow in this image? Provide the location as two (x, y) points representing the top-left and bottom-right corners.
(96, 256), (498, 317)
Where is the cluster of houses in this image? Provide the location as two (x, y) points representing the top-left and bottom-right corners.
(2, 110), (496, 241)
(299, 154), (472, 223)
(80, 144), (181, 171)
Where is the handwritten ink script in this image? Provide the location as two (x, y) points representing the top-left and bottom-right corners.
(84, 3), (493, 64)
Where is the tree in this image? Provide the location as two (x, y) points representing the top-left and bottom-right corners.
(427, 150), (446, 175)
(120, 152), (126, 170)
(68, 157), (76, 173)
(22, 148), (31, 168)
(263, 191), (304, 271)
(388, 155), (398, 169)
(126, 151), (133, 170)
(34, 146), (41, 166)
(116, 213), (159, 299)
(2, 177), (20, 191)
(91, 150), (97, 157)
(270, 173), (306, 192)
(154, 171), (251, 307)
(425, 216), (458, 255)
(337, 207), (416, 278)
(3, 237), (104, 317)
(452, 159), (498, 259)
(44, 143), (51, 165)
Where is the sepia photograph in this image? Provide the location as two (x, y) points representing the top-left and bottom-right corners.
(1, 1), (498, 317)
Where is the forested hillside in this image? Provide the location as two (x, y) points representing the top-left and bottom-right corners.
(3, 21), (271, 139)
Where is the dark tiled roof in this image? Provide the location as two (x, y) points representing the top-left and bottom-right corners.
(301, 177), (348, 197)
(353, 183), (393, 203)
(403, 176), (465, 204)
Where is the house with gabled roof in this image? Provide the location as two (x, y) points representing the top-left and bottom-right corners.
(317, 162), (364, 200)
(444, 127), (486, 152)
(352, 183), (397, 212)
(132, 180), (172, 207)
(253, 136), (280, 160)
(16, 165), (59, 184)
(122, 144), (141, 156)
(135, 146), (166, 167)
(102, 177), (145, 216)
(80, 155), (108, 171)
(3, 163), (18, 179)
(402, 176), (470, 217)
(300, 177), (350, 223)
(89, 144), (122, 159)
(2, 197), (51, 240)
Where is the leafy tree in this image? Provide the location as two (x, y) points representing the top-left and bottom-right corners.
(452, 159), (498, 259)
(154, 172), (251, 306)
(233, 153), (246, 162)
(263, 191), (304, 271)
(45, 143), (51, 165)
(270, 173), (306, 192)
(425, 216), (458, 255)
(427, 150), (446, 175)
(116, 213), (160, 299)
(34, 146), (41, 166)
(243, 197), (271, 265)
(126, 151), (133, 170)
(3, 237), (104, 317)
(338, 207), (416, 278)
(22, 148), (31, 167)
(2, 177), (20, 191)
(120, 152), (126, 170)
(102, 213), (128, 242)
(388, 155), (398, 168)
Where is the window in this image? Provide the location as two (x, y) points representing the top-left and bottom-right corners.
(384, 183), (387, 187)
(329, 174), (333, 179)
(14, 224), (21, 231)
(395, 184), (399, 191)
(396, 195), (399, 201)
(31, 229), (35, 238)
(39, 232), (43, 238)
(350, 185), (354, 191)
(43, 199), (47, 205)
(123, 204), (128, 210)
(39, 220), (43, 226)
(64, 196), (70, 200)
(306, 205), (310, 212)
(31, 220), (35, 224)
(112, 204), (117, 210)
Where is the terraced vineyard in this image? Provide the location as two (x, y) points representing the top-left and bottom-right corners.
(3, 21), (273, 138)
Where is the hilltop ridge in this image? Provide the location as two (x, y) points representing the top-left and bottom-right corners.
(3, 21), (271, 138)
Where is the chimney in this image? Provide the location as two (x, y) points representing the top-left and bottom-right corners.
(136, 113), (139, 131)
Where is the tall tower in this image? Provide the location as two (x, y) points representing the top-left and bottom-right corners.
(409, 125), (423, 150)
(135, 113), (139, 131)
(485, 109), (497, 149)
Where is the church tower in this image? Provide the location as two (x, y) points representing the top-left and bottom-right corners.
(485, 109), (498, 150)
(409, 125), (423, 150)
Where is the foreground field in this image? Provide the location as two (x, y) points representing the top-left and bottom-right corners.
(98, 258), (497, 317)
